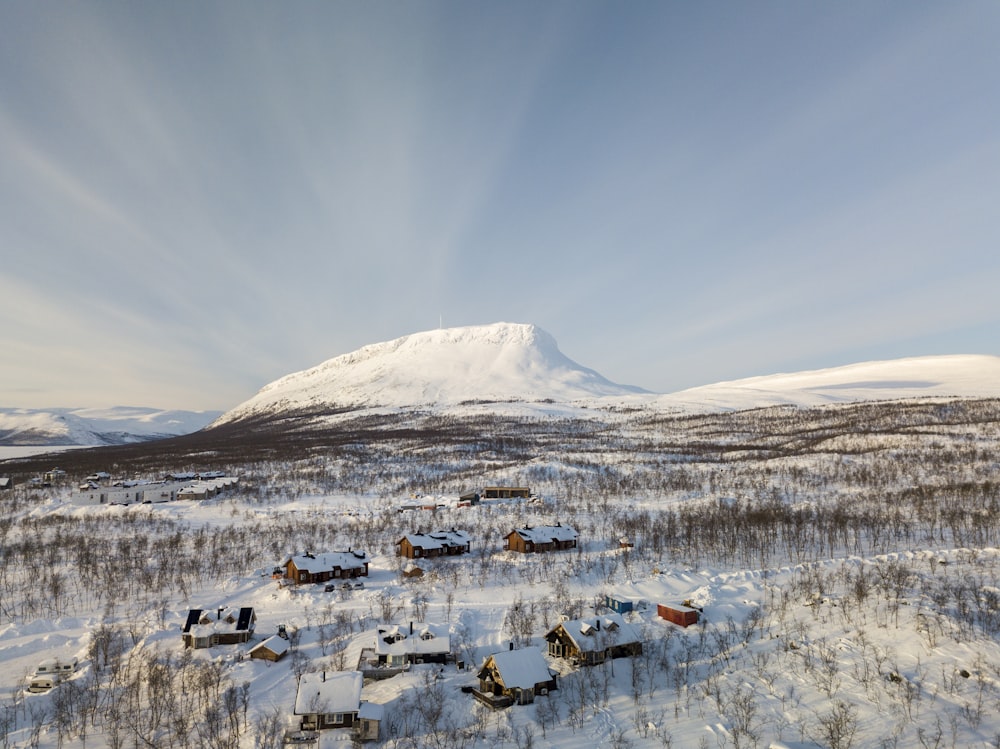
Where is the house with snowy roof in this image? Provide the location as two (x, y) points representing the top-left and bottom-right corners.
(294, 671), (364, 731)
(504, 524), (578, 554)
(282, 550), (370, 584)
(476, 646), (557, 706)
(544, 612), (642, 666)
(396, 529), (471, 559)
(374, 621), (451, 666)
(181, 607), (256, 649)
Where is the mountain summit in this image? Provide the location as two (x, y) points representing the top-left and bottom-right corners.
(216, 323), (647, 424)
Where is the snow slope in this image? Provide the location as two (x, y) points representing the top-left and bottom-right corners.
(652, 354), (1000, 412)
(215, 322), (648, 424)
(217, 320), (1000, 427)
(0, 406), (222, 446)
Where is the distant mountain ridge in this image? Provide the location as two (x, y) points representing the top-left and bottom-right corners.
(0, 406), (223, 447)
(8, 323), (1000, 446)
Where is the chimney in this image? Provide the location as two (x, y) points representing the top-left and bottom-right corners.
(509, 642), (514, 651)
(410, 621), (413, 635)
(217, 607), (224, 620)
(596, 618), (600, 631)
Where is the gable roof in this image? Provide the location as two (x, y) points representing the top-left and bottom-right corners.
(547, 612), (641, 650)
(249, 635), (290, 657)
(294, 671), (363, 716)
(374, 622), (450, 657)
(511, 524), (577, 544)
(484, 647), (553, 689)
(182, 606), (255, 636)
(400, 530), (470, 550)
(286, 550), (368, 573)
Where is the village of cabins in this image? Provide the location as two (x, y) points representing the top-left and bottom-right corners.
(28, 482), (701, 743)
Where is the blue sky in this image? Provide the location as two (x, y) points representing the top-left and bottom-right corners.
(2, 2), (998, 411)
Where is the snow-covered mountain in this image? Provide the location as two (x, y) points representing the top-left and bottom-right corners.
(217, 322), (1000, 427)
(215, 322), (648, 424)
(0, 406), (222, 447)
(13, 324), (997, 444)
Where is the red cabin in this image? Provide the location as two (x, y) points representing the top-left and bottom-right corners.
(657, 603), (700, 628)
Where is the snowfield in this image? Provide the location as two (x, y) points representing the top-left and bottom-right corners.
(4, 331), (1000, 748)
(4, 482), (1000, 749)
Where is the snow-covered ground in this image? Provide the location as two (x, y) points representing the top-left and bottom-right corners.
(4, 485), (1000, 749)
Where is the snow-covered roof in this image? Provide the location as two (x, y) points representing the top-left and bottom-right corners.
(249, 635), (289, 657)
(286, 550), (368, 573)
(358, 702), (384, 721)
(485, 647), (553, 689)
(294, 671), (363, 715)
(374, 622), (450, 657)
(401, 530), (470, 549)
(512, 525), (577, 543)
(183, 607), (255, 635)
(548, 612), (641, 650)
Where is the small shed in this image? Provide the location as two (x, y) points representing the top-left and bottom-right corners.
(356, 702), (383, 741)
(605, 595), (634, 615)
(248, 635), (289, 662)
(0, 477), (12, 491)
(657, 603), (700, 628)
(401, 563), (424, 579)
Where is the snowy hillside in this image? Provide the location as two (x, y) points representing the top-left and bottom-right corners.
(3, 355), (1000, 748)
(215, 322), (648, 424)
(0, 406), (222, 446)
(215, 323), (1000, 427)
(216, 321), (1000, 429)
(653, 354), (1000, 412)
